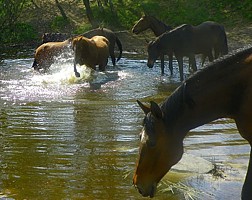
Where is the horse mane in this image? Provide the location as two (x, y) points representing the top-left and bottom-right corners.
(186, 45), (252, 86)
(160, 46), (252, 125)
(148, 15), (172, 31)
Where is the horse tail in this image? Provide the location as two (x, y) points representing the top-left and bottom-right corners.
(220, 26), (228, 55)
(115, 36), (122, 62)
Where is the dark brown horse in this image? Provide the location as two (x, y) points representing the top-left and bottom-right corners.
(147, 22), (228, 81)
(132, 15), (173, 75)
(42, 33), (71, 43)
(133, 15), (228, 76)
(133, 46), (252, 199)
(72, 35), (110, 77)
(41, 28), (122, 66)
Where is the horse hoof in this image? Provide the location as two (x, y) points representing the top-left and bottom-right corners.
(75, 72), (80, 77)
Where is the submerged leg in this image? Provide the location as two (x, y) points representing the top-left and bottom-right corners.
(176, 56), (184, 82)
(74, 61), (80, 77)
(242, 148), (252, 200)
(189, 55), (197, 72)
(160, 54), (165, 75)
(168, 53), (173, 75)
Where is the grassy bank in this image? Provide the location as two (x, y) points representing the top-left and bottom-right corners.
(1, 0), (252, 46)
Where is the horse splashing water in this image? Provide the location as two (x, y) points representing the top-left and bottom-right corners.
(72, 35), (110, 77)
(32, 39), (72, 71)
(133, 46), (252, 199)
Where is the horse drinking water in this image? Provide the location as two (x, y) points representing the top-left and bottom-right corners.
(133, 15), (228, 77)
(133, 46), (252, 199)
(147, 22), (228, 81)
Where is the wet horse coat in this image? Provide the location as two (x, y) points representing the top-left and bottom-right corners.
(147, 22), (228, 81)
(72, 35), (110, 77)
(133, 46), (252, 199)
(32, 39), (71, 71)
(41, 28), (122, 66)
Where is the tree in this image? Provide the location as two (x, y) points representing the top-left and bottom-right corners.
(55, 0), (68, 22)
(82, 0), (97, 28)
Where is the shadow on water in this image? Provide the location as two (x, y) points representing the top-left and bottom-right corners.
(0, 49), (250, 199)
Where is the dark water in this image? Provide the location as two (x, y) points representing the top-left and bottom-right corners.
(0, 50), (249, 200)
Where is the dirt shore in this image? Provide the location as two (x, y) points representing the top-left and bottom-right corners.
(115, 24), (252, 56)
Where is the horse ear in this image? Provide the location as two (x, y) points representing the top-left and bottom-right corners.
(137, 100), (150, 115)
(150, 101), (163, 119)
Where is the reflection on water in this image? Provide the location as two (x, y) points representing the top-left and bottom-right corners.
(0, 52), (250, 199)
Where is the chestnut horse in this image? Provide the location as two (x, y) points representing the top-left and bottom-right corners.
(32, 39), (72, 71)
(72, 35), (110, 77)
(133, 15), (228, 76)
(133, 46), (252, 199)
(147, 22), (228, 81)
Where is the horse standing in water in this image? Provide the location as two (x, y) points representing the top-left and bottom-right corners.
(41, 28), (122, 66)
(72, 35), (110, 77)
(147, 23), (228, 81)
(133, 46), (252, 199)
(132, 15), (228, 76)
(132, 15), (173, 75)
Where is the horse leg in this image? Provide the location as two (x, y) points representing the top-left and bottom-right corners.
(73, 60), (80, 77)
(160, 54), (165, 75)
(168, 53), (173, 75)
(241, 148), (252, 200)
(176, 56), (184, 81)
(189, 54), (197, 72)
(201, 54), (206, 68)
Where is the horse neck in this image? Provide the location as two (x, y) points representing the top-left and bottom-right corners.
(149, 17), (172, 36)
(162, 68), (245, 138)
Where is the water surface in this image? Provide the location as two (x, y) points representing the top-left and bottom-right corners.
(0, 51), (249, 199)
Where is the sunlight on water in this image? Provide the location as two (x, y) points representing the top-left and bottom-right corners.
(31, 63), (93, 85)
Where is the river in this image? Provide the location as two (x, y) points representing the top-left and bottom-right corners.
(0, 48), (249, 200)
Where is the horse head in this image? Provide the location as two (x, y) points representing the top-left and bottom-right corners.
(147, 40), (160, 68)
(132, 15), (151, 34)
(133, 100), (184, 197)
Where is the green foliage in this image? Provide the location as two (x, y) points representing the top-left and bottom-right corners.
(50, 16), (70, 32)
(73, 23), (92, 34)
(0, 23), (37, 44)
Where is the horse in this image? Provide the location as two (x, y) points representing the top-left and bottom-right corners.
(132, 15), (228, 75)
(132, 15), (173, 75)
(72, 35), (110, 77)
(41, 28), (122, 66)
(81, 28), (122, 66)
(42, 32), (71, 43)
(133, 46), (252, 199)
(32, 39), (72, 71)
(147, 22), (228, 81)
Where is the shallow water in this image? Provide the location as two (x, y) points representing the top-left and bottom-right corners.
(0, 50), (249, 199)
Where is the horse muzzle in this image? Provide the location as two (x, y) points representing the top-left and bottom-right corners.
(133, 182), (157, 198)
(147, 61), (154, 68)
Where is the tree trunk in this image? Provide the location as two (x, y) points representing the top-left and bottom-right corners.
(55, 0), (68, 21)
(82, 0), (97, 28)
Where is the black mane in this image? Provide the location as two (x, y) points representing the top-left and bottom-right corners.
(160, 46), (252, 125)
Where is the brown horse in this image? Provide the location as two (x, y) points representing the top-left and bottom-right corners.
(32, 39), (72, 71)
(133, 15), (228, 75)
(133, 46), (252, 199)
(147, 22), (228, 81)
(132, 15), (173, 75)
(72, 35), (110, 77)
(41, 28), (122, 66)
